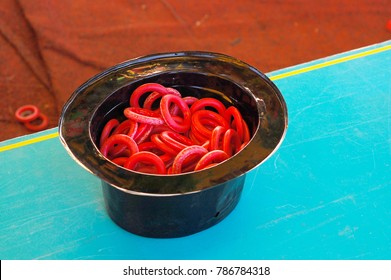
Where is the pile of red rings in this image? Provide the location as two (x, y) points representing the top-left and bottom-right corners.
(99, 83), (251, 175)
(14, 105), (49, 132)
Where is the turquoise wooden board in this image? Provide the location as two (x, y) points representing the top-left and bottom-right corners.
(1, 41), (390, 260)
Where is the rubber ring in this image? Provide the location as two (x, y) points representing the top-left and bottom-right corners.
(143, 87), (182, 110)
(166, 87), (182, 96)
(191, 110), (229, 138)
(182, 96), (199, 107)
(151, 134), (178, 155)
(100, 134), (139, 158)
(138, 141), (173, 163)
(169, 95), (198, 116)
(222, 128), (241, 157)
(195, 150), (229, 171)
(143, 91), (162, 110)
(111, 157), (129, 167)
(133, 123), (154, 144)
(189, 127), (211, 145)
(15, 105), (40, 123)
(130, 83), (169, 108)
(224, 106), (244, 142)
(124, 151), (166, 174)
(160, 94), (191, 133)
(160, 130), (194, 152)
(210, 126), (228, 150)
(190, 97), (227, 116)
(171, 145), (208, 174)
(99, 119), (119, 147)
(23, 113), (49, 132)
(108, 145), (131, 159)
(124, 107), (165, 125)
(112, 119), (138, 138)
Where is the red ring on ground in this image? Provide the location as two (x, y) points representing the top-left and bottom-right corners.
(386, 19), (391, 32)
(166, 87), (182, 96)
(15, 105), (40, 123)
(24, 113), (49, 132)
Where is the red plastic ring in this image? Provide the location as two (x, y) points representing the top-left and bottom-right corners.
(224, 106), (244, 141)
(160, 130), (194, 152)
(99, 118), (119, 147)
(150, 122), (174, 135)
(222, 128), (241, 157)
(166, 87), (182, 96)
(138, 141), (173, 163)
(182, 96), (199, 107)
(112, 119), (138, 138)
(160, 94), (191, 133)
(138, 141), (159, 152)
(133, 123), (154, 144)
(143, 91), (162, 110)
(111, 157), (129, 167)
(170, 96), (199, 116)
(210, 126), (228, 150)
(100, 134), (139, 158)
(190, 97), (227, 116)
(195, 150), (229, 171)
(124, 151), (166, 174)
(143, 87), (182, 110)
(188, 129), (209, 145)
(191, 110), (229, 138)
(171, 145), (208, 174)
(24, 113), (49, 132)
(130, 83), (169, 108)
(151, 134), (178, 155)
(387, 19), (391, 32)
(124, 107), (164, 125)
(15, 105), (40, 123)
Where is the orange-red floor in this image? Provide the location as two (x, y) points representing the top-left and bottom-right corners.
(1, 0), (390, 141)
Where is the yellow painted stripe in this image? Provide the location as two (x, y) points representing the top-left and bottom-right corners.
(0, 43), (390, 153)
(269, 44), (391, 81)
(0, 131), (59, 153)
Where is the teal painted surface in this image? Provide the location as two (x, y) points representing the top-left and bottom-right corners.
(1, 42), (390, 260)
